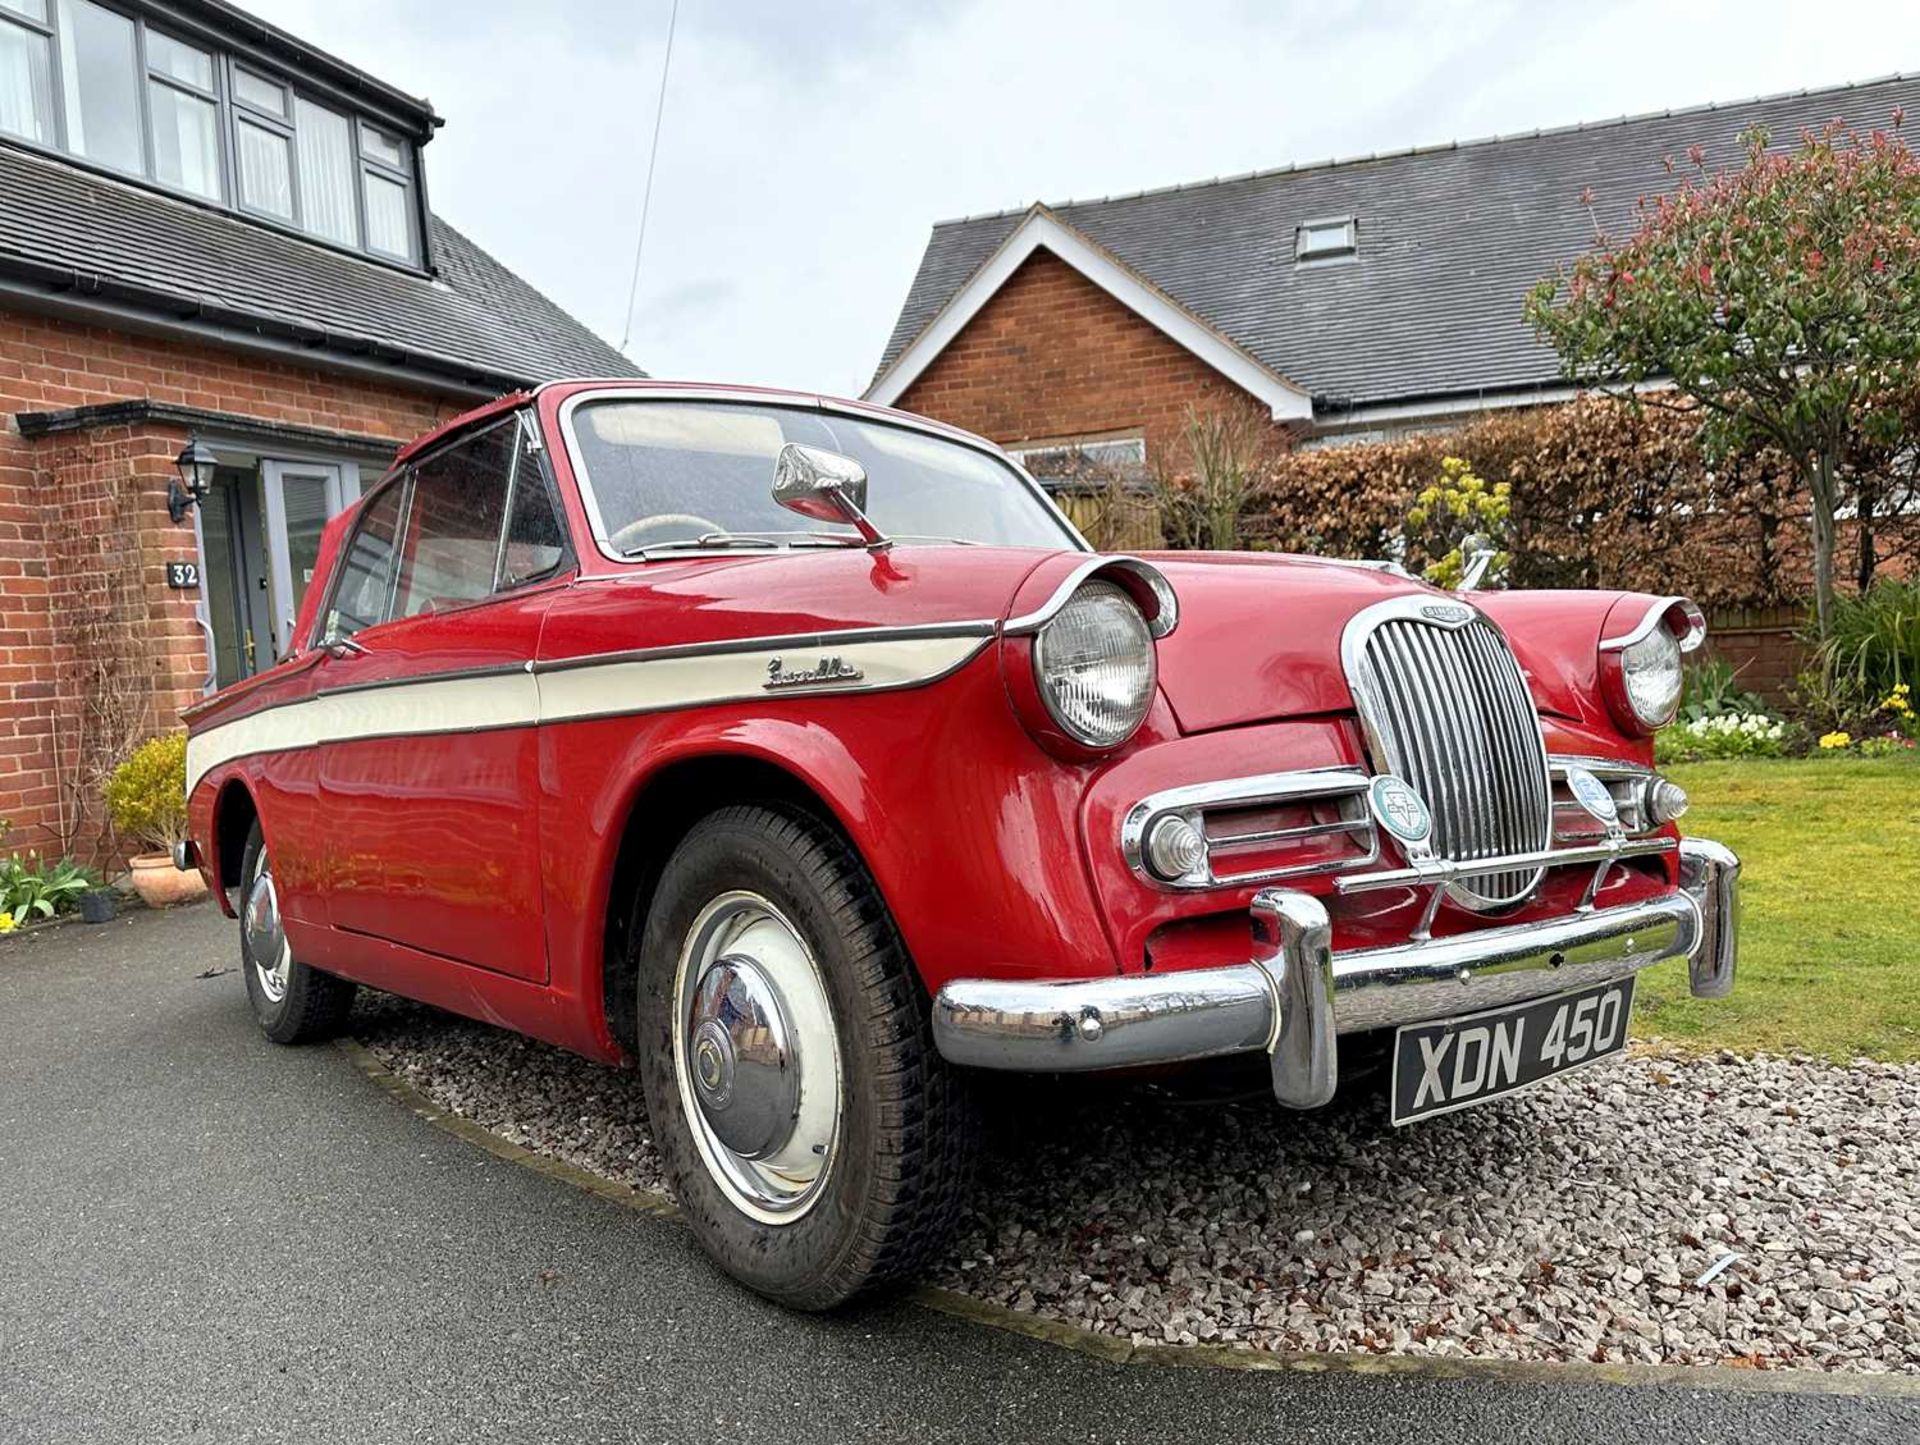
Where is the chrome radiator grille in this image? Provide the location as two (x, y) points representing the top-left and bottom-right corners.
(1345, 601), (1553, 909)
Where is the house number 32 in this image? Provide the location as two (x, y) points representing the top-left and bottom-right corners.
(166, 561), (200, 590)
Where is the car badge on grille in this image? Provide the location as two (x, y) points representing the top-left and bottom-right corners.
(1419, 603), (1473, 625)
(1367, 775), (1434, 856)
(1562, 765), (1619, 826)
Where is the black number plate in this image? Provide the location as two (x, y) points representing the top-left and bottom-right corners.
(1389, 975), (1635, 1126)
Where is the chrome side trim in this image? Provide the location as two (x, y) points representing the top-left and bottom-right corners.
(1679, 837), (1740, 998)
(552, 386), (1088, 567)
(1120, 767), (1377, 890)
(529, 619), (998, 676)
(184, 626), (993, 797)
(1599, 595), (1707, 654)
(1002, 554), (1180, 639)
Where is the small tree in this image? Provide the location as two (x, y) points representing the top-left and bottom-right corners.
(1150, 405), (1271, 550)
(1527, 118), (1920, 636)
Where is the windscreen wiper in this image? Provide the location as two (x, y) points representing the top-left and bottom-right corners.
(622, 531), (867, 559)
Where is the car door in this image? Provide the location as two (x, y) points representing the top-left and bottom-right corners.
(313, 413), (571, 981)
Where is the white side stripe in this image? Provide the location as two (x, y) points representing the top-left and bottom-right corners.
(185, 634), (991, 797)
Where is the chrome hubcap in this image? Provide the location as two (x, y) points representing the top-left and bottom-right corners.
(673, 892), (842, 1223)
(244, 853), (291, 1004)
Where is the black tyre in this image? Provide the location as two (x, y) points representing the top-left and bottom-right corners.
(634, 804), (975, 1309)
(238, 820), (356, 1045)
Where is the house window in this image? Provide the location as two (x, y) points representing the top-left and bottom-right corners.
(0, 1), (424, 266)
(292, 96), (356, 245)
(0, 0), (54, 145)
(359, 122), (414, 260)
(1296, 216), (1358, 263)
(146, 30), (218, 198)
(55, 0), (140, 173)
(1008, 435), (1149, 491)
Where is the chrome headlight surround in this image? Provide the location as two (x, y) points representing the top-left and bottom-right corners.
(1031, 580), (1157, 749)
(1600, 596), (1706, 735)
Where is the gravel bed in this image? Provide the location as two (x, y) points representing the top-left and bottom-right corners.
(354, 995), (1920, 1374)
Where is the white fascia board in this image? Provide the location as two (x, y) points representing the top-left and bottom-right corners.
(1312, 378), (1678, 433)
(867, 210), (1313, 423)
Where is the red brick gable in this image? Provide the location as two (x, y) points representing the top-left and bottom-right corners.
(893, 249), (1282, 458)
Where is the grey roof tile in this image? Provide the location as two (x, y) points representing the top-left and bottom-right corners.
(0, 141), (640, 391)
(874, 75), (1920, 410)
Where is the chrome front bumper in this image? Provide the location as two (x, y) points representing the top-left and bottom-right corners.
(931, 837), (1740, 1109)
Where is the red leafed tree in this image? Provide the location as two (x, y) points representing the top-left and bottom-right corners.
(1527, 118), (1920, 636)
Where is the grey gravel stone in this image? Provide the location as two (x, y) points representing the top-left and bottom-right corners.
(356, 997), (1919, 1375)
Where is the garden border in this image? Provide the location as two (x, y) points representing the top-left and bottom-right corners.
(336, 1037), (1920, 1398)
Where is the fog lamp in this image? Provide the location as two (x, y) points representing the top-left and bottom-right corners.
(1144, 814), (1208, 882)
(1644, 776), (1690, 827)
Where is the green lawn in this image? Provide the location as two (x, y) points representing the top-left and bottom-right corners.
(1633, 757), (1920, 1062)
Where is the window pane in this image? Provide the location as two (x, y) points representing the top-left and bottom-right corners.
(233, 66), (284, 115)
(359, 123), (404, 168)
(0, 18), (53, 145)
(236, 116), (291, 218)
(145, 31), (212, 91)
(362, 168), (411, 258)
(293, 97), (356, 245)
(56, 0), (141, 173)
(150, 82), (219, 198)
(500, 432), (566, 586)
(282, 472), (332, 623)
(394, 424), (516, 616)
(325, 482), (406, 639)
(0, 1), (48, 22)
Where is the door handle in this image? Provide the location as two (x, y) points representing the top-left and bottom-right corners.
(320, 633), (369, 660)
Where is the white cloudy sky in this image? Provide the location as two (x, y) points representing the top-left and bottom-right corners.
(244, 0), (1920, 396)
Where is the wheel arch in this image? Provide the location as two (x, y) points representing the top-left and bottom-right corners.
(211, 776), (261, 916)
(596, 742), (876, 1059)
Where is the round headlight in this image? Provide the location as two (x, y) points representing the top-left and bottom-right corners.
(1032, 580), (1156, 748)
(1619, 624), (1684, 728)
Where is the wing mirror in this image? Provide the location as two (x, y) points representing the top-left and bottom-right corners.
(771, 443), (888, 549)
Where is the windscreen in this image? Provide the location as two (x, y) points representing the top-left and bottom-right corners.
(570, 400), (1081, 554)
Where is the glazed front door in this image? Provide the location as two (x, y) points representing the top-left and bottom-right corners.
(314, 415), (567, 982)
(260, 460), (345, 658)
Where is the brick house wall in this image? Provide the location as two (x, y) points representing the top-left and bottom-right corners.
(893, 250), (1282, 460)
(1, 306), (464, 858)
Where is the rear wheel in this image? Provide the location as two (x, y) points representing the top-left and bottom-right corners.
(239, 821), (355, 1044)
(634, 804), (975, 1309)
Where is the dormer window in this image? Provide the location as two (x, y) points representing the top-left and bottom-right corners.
(0, 0), (424, 267)
(1296, 216), (1358, 264)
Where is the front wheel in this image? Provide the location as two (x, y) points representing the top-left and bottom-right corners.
(635, 804), (975, 1309)
(238, 821), (355, 1044)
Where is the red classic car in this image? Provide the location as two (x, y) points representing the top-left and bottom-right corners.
(180, 380), (1740, 1308)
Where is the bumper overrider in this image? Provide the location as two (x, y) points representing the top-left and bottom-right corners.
(931, 837), (1739, 1109)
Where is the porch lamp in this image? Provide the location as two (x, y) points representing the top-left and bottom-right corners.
(170, 436), (217, 524)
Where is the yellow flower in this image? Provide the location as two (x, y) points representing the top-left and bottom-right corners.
(1818, 731), (1852, 750)
(0, 912), (15, 934)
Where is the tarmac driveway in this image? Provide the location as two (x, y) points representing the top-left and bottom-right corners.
(1, 905), (1913, 1444)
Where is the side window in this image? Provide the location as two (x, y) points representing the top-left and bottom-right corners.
(323, 478), (407, 639)
(392, 420), (516, 618)
(498, 425), (568, 588)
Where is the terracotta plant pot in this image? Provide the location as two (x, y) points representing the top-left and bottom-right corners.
(127, 853), (208, 909)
